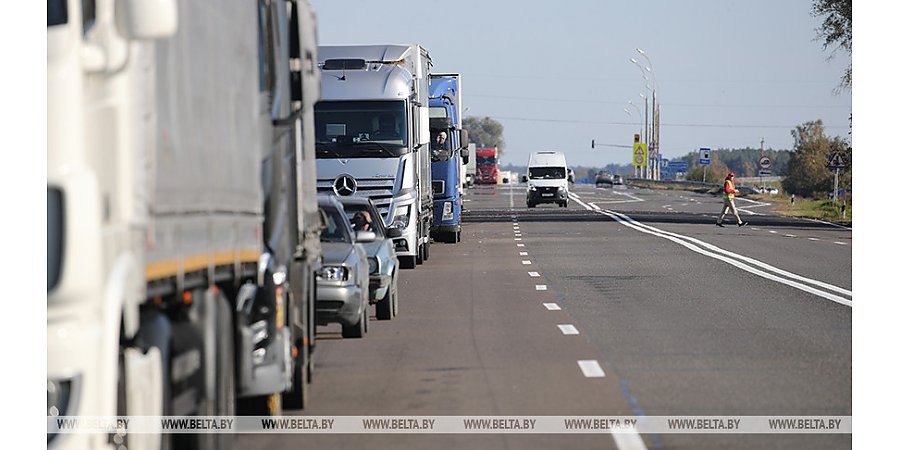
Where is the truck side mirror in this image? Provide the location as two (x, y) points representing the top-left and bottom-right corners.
(116, 0), (178, 40)
(460, 147), (470, 165)
(459, 129), (469, 149)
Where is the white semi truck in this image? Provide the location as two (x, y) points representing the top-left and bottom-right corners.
(47, 1), (320, 449)
(314, 45), (434, 269)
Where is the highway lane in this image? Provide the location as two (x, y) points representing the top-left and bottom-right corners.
(237, 183), (850, 449)
(510, 183), (851, 449)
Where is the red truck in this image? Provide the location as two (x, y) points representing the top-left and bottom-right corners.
(475, 147), (499, 184)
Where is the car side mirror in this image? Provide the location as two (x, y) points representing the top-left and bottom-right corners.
(385, 227), (402, 238)
(356, 231), (377, 243)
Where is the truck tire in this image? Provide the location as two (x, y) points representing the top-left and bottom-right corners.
(415, 245), (424, 265)
(423, 241), (431, 261)
(527, 202), (535, 208)
(282, 341), (309, 409)
(390, 274), (399, 317)
(449, 231), (459, 244)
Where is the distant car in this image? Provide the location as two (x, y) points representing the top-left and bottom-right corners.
(613, 175), (624, 185)
(595, 172), (614, 186)
(316, 197), (373, 338)
(337, 197), (401, 320)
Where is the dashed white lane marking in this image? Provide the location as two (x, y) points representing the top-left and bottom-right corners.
(514, 238), (522, 241)
(519, 252), (529, 256)
(535, 285), (547, 291)
(577, 360), (606, 378)
(768, 230), (778, 234)
(543, 303), (561, 311)
(522, 260), (532, 265)
(558, 324), (580, 335)
(834, 241), (848, 246)
(751, 227), (760, 231)
(809, 237), (820, 241)
(528, 272), (540, 277)
(785, 234), (796, 237)
(517, 244), (525, 247)
(513, 226), (520, 229)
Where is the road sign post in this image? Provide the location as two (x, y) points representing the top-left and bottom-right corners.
(699, 148), (710, 183)
(826, 151), (848, 203)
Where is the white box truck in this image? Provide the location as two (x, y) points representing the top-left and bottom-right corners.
(314, 45), (434, 269)
(47, 1), (320, 448)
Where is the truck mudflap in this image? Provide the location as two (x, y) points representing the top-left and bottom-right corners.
(234, 283), (292, 397)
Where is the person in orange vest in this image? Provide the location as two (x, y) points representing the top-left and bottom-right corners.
(716, 172), (747, 227)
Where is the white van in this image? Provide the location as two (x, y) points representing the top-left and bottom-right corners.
(526, 151), (569, 208)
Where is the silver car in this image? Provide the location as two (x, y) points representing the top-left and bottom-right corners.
(337, 197), (401, 320)
(316, 197), (373, 338)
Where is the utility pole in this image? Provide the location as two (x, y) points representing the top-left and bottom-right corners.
(759, 137), (765, 190)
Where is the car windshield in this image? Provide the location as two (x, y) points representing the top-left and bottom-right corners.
(340, 203), (385, 238)
(529, 167), (566, 179)
(320, 206), (352, 243)
(315, 100), (408, 158)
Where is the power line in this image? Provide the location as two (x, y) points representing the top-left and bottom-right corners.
(467, 93), (850, 110)
(489, 115), (851, 130)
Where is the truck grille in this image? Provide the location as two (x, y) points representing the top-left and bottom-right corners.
(317, 178), (395, 220)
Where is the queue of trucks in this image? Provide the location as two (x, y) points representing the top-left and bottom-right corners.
(47, 1), (473, 449)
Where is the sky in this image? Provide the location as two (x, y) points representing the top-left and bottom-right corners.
(309, 0), (852, 167)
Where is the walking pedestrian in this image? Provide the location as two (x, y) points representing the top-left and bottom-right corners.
(716, 172), (746, 227)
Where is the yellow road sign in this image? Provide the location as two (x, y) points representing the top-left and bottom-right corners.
(633, 143), (647, 167)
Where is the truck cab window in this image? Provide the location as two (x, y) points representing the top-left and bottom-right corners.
(82, 0), (95, 35)
(48, 0), (67, 26)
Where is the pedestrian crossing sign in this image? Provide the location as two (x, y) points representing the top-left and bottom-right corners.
(633, 143), (647, 167)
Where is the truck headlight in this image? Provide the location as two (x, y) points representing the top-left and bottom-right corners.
(442, 201), (453, 221)
(528, 185), (537, 192)
(391, 205), (411, 229)
(317, 266), (348, 281)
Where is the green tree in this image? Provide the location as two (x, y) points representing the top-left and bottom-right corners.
(812, 0), (852, 89)
(462, 116), (506, 158)
(782, 120), (840, 197)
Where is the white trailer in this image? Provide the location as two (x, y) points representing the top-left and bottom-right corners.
(47, 1), (321, 448)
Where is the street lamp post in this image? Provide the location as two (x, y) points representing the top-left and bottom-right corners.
(636, 48), (660, 181)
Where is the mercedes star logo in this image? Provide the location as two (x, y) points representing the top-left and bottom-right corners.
(333, 175), (357, 196)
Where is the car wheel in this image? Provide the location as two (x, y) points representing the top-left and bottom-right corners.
(375, 284), (394, 320)
(341, 313), (365, 339)
(390, 274), (399, 318)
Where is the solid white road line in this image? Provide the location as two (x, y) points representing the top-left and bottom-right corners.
(569, 192), (581, 199)
(558, 324), (580, 335)
(543, 303), (561, 311)
(536, 285), (547, 291)
(592, 206), (852, 306)
(528, 271), (540, 277)
(577, 360), (606, 378)
(612, 428), (649, 450)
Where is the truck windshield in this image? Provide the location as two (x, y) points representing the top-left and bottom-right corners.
(315, 100), (408, 158)
(320, 206), (352, 243)
(48, 0), (67, 26)
(529, 167), (566, 179)
(476, 156), (496, 166)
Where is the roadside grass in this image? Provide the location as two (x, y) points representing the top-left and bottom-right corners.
(627, 180), (852, 225)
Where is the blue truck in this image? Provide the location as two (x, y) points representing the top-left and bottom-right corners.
(428, 73), (470, 243)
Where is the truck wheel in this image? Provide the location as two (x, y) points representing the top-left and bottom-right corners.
(456, 231), (462, 243)
(238, 393), (282, 416)
(375, 285), (394, 320)
(449, 231), (459, 244)
(423, 242), (431, 260)
(399, 256), (416, 269)
(527, 202), (535, 208)
(415, 245), (424, 265)
(282, 341), (309, 409)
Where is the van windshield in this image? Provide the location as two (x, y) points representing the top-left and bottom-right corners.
(529, 167), (566, 179)
(315, 100), (409, 158)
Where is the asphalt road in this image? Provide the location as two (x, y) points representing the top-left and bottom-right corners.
(236, 183), (851, 450)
